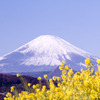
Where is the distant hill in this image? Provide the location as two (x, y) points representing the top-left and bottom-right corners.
(0, 73), (49, 100)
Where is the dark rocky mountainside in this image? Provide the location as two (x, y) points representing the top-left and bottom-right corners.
(0, 73), (48, 100)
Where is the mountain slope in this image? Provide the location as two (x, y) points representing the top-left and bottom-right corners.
(0, 35), (98, 77)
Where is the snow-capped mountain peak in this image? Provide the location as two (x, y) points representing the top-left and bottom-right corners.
(15, 35), (95, 66)
(0, 35), (98, 76)
(18, 35), (93, 57)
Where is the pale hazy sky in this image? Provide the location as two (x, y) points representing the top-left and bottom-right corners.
(0, 0), (100, 57)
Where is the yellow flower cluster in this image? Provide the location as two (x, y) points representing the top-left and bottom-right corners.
(4, 59), (100, 100)
(37, 76), (41, 81)
(28, 83), (31, 87)
(44, 74), (48, 79)
(10, 86), (15, 92)
(16, 73), (20, 77)
(85, 58), (91, 65)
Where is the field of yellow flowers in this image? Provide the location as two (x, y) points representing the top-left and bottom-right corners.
(4, 58), (100, 100)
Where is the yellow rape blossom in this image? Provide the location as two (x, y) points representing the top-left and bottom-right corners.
(10, 86), (14, 92)
(61, 61), (66, 65)
(33, 85), (36, 89)
(28, 83), (31, 87)
(85, 58), (91, 65)
(65, 65), (69, 70)
(62, 70), (66, 75)
(98, 65), (100, 71)
(97, 59), (100, 64)
(37, 76), (41, 80)
(5, 59), (100, 100)
(44, 74), (48, 78)
(16, 73), (20, 77)
(53, 76), (56, 81)
(59, 66), (64, 70)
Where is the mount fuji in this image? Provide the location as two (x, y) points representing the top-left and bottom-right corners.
(0, 35), (98, 78)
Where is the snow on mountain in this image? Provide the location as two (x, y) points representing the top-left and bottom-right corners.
(16, 35), (97, 65)
(0, 35), (98, 77)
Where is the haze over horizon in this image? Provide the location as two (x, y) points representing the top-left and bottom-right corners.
(0, 0), (100, 57)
